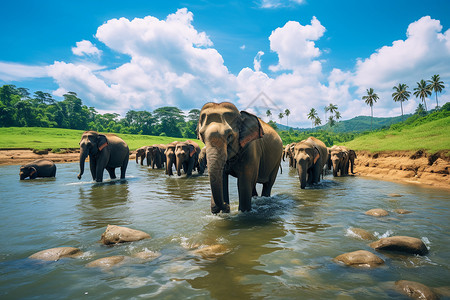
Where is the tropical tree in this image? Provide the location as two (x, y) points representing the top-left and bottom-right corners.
(415, 103), (427, 117)
(266, 109), (272, 121)
(392, 83), (411, 120)
(326, 103), (338, 115)
(427, 74), (445, 109)
(278, 112), (284, 125)
(362, 88), (379, 130)
(327, 116), (336, 127)
(284, 109), (290, 126)
(314, 116), (322, 127)
(335, 111), (341, 121)
(307, 108), (318, 129)
(413, 79), (431, 111)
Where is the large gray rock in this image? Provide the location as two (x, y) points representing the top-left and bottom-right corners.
(370, 236), (428, 255)
(395, 280), (438, 300)
(334, 250), (384, 268)
(365, 208), (389, 217)
(29, 247), (82, 261)
(100, 225), (151, 245)
(86, 255), (126, 268)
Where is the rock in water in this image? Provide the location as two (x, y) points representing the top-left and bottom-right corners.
(192, 244), (229, 260)
(348, 228), (376, 240)
(100, 225), (151, 245)
(29, 247), (82, 261)
(395, 280), (438, 300)
(334, 250), (384, 267)
(365, 208), (389, 217)
(370, 236), (428, 255)
(86, 256), (126, 268)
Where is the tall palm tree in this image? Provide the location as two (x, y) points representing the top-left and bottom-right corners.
(307, 108), (318, 129)
(362, 88), (379, 131)
(266, 109), (272, 121)
(392, 83), (411, 120)
(427, 74), (445, 109)
(284, 109), (291, 126)
(327, 103), (338, 115)
(278, 112), (284, 125)
(314, 116), (322, 127)
(413, 79), (431, 111)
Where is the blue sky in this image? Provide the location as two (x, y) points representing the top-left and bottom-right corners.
(1, 0), (449, 127)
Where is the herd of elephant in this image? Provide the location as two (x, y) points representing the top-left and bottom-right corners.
(19, 102), (357, 214)
(282, 138), (357, 188)
(134, 140), (207, 177)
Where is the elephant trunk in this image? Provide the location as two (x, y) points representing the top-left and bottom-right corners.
(176, 155), (182, 176)
(78, 146), (88, 180)
(297, 163), (307, 189)
(332, 159), (339, 177)
(206, 144), (228, 213)
(135, 152), (139, 164)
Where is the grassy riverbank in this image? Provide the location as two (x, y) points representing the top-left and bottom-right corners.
(0, 127), (201, 151)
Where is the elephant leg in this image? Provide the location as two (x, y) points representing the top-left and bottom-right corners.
(90, 159), (97, 181)
(95, 166), (104, 182)
(186, 158), (195, 176)
(238, 168), (257, 212)
(120, 158), (128, 179)
(262, 166), (279, 197)
(223, 172), (230, 208)
(252, 186), (258, 197)
(106, 167), (116, 179)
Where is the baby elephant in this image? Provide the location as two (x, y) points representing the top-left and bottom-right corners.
(20, 159), (56, 180)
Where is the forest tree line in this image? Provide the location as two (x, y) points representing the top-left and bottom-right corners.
(0, 85), (200, 139)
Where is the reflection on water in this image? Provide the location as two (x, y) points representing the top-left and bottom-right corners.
(0, 161), (449, 299)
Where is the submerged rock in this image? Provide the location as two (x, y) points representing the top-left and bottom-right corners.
(192, 244), (229, 260)
(370, 236), (428, 255)
(394, 209), (412, 214)
(100, 225), (151, 245)
(133, 250), (161, 260)
(395, 280), (438, 300)
(348, 228), (376, 240)
(365, 208), (389, 217)
(388, 193), (403, 197)
(334, 250), (384, 268)
(86, 255), (126, 268)
(29, 247), (82, 261)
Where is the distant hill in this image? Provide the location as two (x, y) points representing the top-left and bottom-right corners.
(275, 114), (412, 133)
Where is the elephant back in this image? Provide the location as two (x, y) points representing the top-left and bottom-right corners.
(104, 134), (130, 166)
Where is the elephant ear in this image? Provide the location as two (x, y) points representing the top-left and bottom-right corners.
(189, 144), (196, 157)
(239, 111), (264, 148)
(30, 167), (38, 179)
(97, 134), (108, 151)
(313, 146), (320, 164)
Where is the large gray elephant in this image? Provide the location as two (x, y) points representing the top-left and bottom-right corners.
(347, 149), (357, 174)
(77, 131), (130, 182)
(20, 159), (56, 180)
(175, 140), (201, 176)
(197, 102), (283, 213)
(165, 141), (178, 176)
(293, 137), (328, 189)
(147, 144), (166, 169)
(135, 146), (148, 165)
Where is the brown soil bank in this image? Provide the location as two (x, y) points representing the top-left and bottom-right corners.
(354, 150), (450, 190)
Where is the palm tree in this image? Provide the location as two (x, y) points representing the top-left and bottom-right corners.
(392, 83), (411, 120)
(335, 111), (341, 121)
(413, 79), (431, 111)
(307, 108), (318, 129)
(328, 116), (336, 127)
(266, 109), (272, 121)
(427, 74), (445, 109)
(314, 116), (322, 127)
(278, 112), (284, 125)
(284, 109), (291, 126)
(327, 103), (338, 115)
(362, 88), (379, 131)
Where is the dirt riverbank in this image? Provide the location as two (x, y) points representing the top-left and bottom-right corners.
(353, 150), (450, 190)
(2, 149), (449, 190)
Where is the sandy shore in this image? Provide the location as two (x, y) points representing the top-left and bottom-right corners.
(2, 149), (449, 190)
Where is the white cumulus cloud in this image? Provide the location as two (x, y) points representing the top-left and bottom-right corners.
(72, 40), (102, 57)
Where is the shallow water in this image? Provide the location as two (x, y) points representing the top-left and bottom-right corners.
(1, 161), (449, 299)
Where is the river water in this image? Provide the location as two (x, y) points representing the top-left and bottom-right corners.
(1, 160), (449, 299)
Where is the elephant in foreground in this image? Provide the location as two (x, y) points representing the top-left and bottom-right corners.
(77, 131), (130, 182)
(147, 144), (166, 169)
(293, 137), (328, 189)
(165, 141), (178, 176)
(135, 146), (148, 165)
(175, 140), (201, 176)
(20, 159), (56, 180)
(197, 102), (283, 213)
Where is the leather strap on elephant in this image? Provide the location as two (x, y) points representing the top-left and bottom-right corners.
(313, 146), (320, 164)
(98, 142), (108, 152)
(29, 167), (37, 177)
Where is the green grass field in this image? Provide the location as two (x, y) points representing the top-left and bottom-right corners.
(0, 127), (203, 151)
(343, 116), (450, 153)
